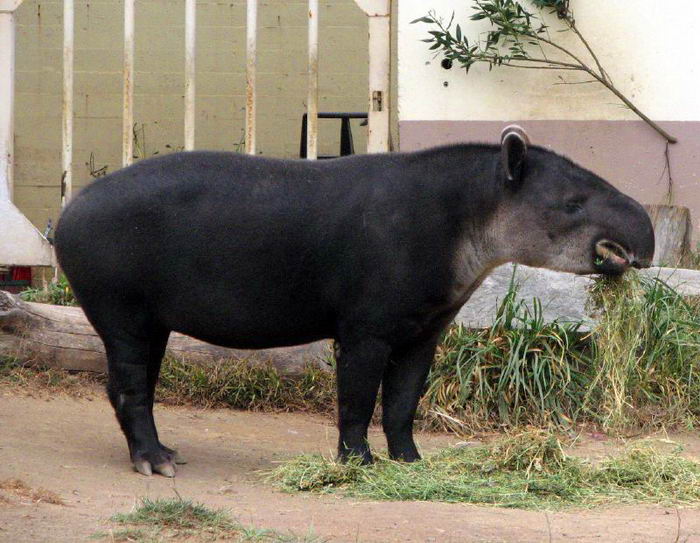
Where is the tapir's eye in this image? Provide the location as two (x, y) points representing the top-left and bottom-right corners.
(564, 198), (586, 214)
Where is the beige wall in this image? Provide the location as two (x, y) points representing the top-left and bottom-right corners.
(14, 0), (374, 230)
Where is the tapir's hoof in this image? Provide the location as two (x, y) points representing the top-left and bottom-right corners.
(154, 462), (176, 478)
(133, 459), (153, 476)
(133, 458), (177, 477)
(132, 445), (181, 477)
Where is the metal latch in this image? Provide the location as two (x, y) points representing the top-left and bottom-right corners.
(372, 90), (383, 112)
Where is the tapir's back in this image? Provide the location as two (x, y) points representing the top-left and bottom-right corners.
(55, 151), (396, 347)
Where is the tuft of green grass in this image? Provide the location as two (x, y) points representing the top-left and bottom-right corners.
(585, 274), (700, 430)
(111, 498), (236, 531)
(487, 428), (568, 474)
(156, 356), (336, 413)
(418, 270), (592, 433)
(0, 355), (103, 393)
(97, 498), (324, 542)
(592, 446), (700, 503)
(19, 275), (77, 306)
(269, 430), (700, 510)
(418, 271), (700, 434)
(420, 288), (591, 432)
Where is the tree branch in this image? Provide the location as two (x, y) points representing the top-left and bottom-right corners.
(583, 67), (677, 143)
(566, 17), (611, 83)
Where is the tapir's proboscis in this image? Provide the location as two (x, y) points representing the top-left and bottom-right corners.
(55, 126), (654, 477)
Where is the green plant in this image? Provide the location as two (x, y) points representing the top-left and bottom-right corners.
(418, 272), (700, 433)
(419, 273), (592, 432)
(0, 355), (103, 393)
(19, 275), (77, 306)
(584, 274), (700, 429)
(413, 1), (676, 144)
(98, 498), (322, 542)
(156, 356), (336, 413)
(269, 430), (700, 509)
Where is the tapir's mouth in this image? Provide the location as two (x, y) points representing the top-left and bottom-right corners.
(593, 239), (637, 275)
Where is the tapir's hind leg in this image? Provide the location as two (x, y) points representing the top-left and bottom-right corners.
(381, 335), (440, 462)
(103, 331), (179, 477)
(82, 297), (178, 477)
(146, 327), (187, 469)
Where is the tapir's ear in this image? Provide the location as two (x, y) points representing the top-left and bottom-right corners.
(500, 125), (529, 186)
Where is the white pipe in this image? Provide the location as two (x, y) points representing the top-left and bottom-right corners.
(62, 0), (74, 205)
(0, 9), (16, 202)
(306, 0), (319, 160)
(184, 0), (196, 150)
(122, 0), (135, 166)
(245, 0), (257, 155)
(0, 1), (53, 267)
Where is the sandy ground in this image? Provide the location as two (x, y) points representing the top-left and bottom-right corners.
(1, 387), (699, 543)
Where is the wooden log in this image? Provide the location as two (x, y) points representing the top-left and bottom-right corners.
(0, 290), (331, 375)
(643, 204), (693, 267)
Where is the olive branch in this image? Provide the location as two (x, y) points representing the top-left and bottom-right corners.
(413, 0), (677, 145)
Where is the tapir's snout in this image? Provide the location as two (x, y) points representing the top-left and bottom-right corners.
(592, 197), (655, 276)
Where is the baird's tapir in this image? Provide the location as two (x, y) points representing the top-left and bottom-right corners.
(55, 126), (654, 477)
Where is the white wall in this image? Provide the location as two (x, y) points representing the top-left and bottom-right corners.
(398, 0), (700, 122)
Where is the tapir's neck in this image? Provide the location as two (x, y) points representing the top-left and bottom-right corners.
(409, 144), (511, 302)
(451, 218), (505, 303)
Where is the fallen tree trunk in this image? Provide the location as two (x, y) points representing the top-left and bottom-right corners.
(0, 290), (331, 375)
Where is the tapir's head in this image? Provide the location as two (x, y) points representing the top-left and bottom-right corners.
(491, 126), (654, 275)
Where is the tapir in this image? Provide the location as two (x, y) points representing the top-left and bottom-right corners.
(54, 126), (654, 477)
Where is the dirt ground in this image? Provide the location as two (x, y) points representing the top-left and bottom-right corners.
(1, 386), (699, 543)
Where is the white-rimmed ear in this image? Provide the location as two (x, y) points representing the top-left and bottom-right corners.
(500, 124), (529, 185)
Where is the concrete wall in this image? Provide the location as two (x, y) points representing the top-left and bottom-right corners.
(14, 0), (375, 230)
(398, 0), (700, 239)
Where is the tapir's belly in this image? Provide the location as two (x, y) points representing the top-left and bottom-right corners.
(148, 267), (336, 349)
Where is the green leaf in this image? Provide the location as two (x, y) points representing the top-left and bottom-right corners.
(410, 16), (434, 25)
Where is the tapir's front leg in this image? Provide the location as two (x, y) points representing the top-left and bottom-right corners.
(381, 334), (441, 462)
(335, 337), (391, 464)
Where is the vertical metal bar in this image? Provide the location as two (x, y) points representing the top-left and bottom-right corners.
(62, 0), (74, 205)
(0, 8), (17, 202)
(306, 0), (319, 160)
(184, 0), (196, 150)
(353, 0), (391, 153)
(366, 13), (390, 153)
(122, 0), (135, 166)
(245, 0), (257, 155)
